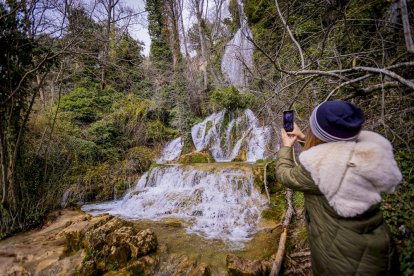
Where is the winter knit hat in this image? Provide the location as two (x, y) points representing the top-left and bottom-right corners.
(310, 101), (365, 142)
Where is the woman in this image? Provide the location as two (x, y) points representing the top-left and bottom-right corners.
(275, 101), (401, 275)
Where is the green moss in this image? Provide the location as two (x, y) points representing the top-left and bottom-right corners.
(293, 191), (305, 209)
(181, 139), (196, 155)
(115, 180), (127, 197)
(253, 161), (281, 194)
(64, 231), (85, 254)
(290, 225), (308, 250)
(262, 193), (285, 221)
(206, 120), (213, 133)
(233, 149), (246, 162)
(178, 151), (214, 164)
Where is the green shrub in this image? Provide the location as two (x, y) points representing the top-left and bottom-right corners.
(60, 86), (119, 123)
(146, 120), (178, 144)
(87, 120), (123, 146)
(87, 120), (128, 160)
(127, 146), (154, 173)
(110, 95), (152, 144)
(209, 86), (257, 110)
(66, 137), (99, 160)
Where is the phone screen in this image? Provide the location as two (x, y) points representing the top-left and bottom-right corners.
(283, 110), (294, 132)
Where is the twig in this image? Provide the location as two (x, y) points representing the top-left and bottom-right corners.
(263, 162), (271, 203)
(351, 66), (414, 90)
(274, 0), (305, 69)
(284, 262), (312, 275)
(324, 74), (372, 101)
(290, 251), (311, 258)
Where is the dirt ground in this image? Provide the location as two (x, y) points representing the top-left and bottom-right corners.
(0, 209), (95, 275)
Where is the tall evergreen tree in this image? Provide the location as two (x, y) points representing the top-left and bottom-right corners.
(146, 0), (173, 71)
(0, 1), (54, 228)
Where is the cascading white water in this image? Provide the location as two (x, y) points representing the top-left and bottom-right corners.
(192, 110), (226, 152)
(221, 0), (254, 86)
(82, 109), (274, 248)
(82, 165), (267, 247)
(244, 109), (272, 162)
(157, 137), (183, 164)
(191, 109), (272, 162)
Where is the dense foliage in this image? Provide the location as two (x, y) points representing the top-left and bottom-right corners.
(0, 0), (413, 274)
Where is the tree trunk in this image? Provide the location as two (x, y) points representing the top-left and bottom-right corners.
(178, 0), (189, 57)
(101, 0), (120, 90)
(194, 0), (209, 90)
(0, 120), (8, 205)
(166, 0), (182, 72)
(400, 0), (414, 53)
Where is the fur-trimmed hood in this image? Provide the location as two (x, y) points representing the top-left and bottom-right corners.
(299, 131), (402, 218)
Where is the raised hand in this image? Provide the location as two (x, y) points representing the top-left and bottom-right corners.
(281, 128), (297, 147)
(287, 123), (305, 141)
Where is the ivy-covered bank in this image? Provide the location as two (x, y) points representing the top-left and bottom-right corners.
(382, 151), (414, 274)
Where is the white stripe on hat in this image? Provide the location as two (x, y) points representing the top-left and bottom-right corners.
(310, 104), (359, 142)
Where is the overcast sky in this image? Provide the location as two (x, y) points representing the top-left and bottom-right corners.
(123, 0), (150, 56)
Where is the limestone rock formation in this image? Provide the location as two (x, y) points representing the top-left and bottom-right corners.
(66, 216), (158, 275)
(226, 254), (270, 276)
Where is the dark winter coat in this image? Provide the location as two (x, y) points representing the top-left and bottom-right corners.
(275, 131), (401, 275)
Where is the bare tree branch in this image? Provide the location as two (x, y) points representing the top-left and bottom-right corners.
(274, 0), (305, 69)
(400, 0), (414, 53)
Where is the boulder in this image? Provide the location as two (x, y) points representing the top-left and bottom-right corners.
(83, 217), (131, 251)
(64, 216), (158, 274)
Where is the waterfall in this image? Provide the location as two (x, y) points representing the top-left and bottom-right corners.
(82, 109), (274, 248)
(244, 109), (272, 162)
(221, 0), (254, 87)
(82, 164), (267, 246)
(191, 109), (272, 162)
(157, 137), (183, 164)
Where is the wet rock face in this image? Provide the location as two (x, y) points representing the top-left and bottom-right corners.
(155, 254), (211, 276)
(66, 216), (158, 275)
(178, 150), (214, 164)
(226, 254), (270, 276)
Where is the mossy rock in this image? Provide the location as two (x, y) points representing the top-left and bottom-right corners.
(126, 146), (155, 174)
(253, 161), (281, 194)
(178, 151), (214, 164)
(261, 192), (286, 221)
(181, 139), (196, 155)
(64, 231), (84, 254)
(233, 149), (247, 162)
(77, 217), (158, 275)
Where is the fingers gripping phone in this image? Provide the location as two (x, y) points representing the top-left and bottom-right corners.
(283, 110), (294, 132)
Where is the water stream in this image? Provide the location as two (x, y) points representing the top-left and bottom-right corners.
(191, 109), (272, 162)
(82, 163), (267, 247)
(82, 109), (275, 249)
(221, 0), (254, 86)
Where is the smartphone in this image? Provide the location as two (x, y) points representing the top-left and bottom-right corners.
(283, 110), (294, 132)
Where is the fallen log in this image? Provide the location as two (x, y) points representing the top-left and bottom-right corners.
(270, 188), (295, 275)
